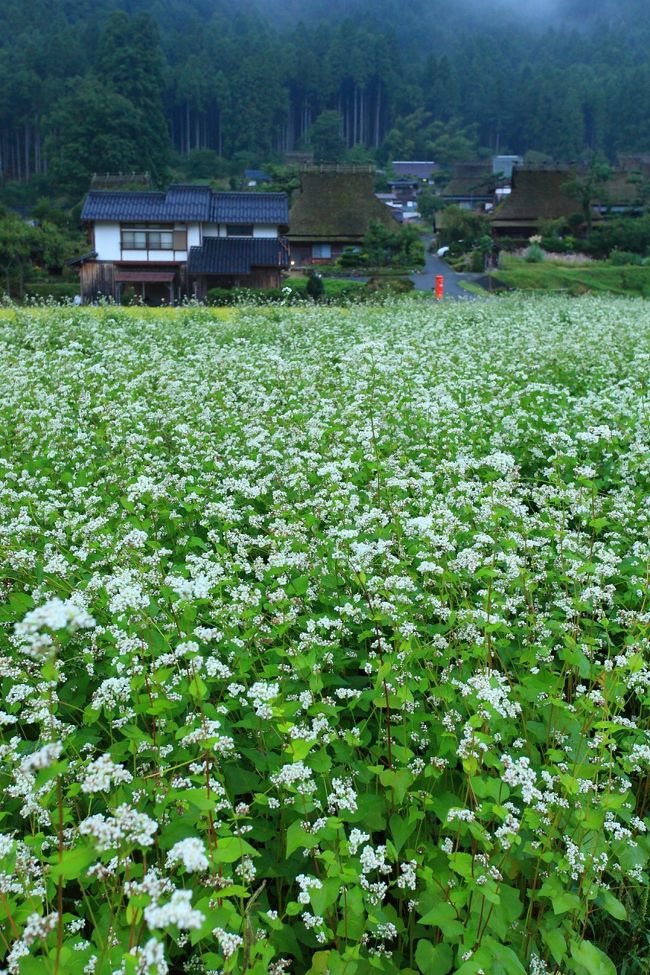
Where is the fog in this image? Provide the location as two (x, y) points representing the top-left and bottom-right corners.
(247, 0), (638, 28)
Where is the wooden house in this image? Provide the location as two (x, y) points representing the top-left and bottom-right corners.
(75, 185), (289, 303)
(288, 165), (397, 266)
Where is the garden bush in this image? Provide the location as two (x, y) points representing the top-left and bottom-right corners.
(609, 250), (645, 266)
(0, 298), (649, 975)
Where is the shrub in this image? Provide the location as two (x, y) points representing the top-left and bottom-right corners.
(306, 272), (325, 300)
(609, 250), (644, 266)
(365, 275), (414, 293)
(23, 281), (79, 302)
(524, 243), (545, 263)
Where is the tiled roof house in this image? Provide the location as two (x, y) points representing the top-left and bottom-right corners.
(76, 184), (289, 303)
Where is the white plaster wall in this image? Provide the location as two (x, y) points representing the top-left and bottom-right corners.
(187, 223), (202, 247)
(201, 224), (279, 238)
(94, 223), (121, 261)
(120, 250), (188, 262)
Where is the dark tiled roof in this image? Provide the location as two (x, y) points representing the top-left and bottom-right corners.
(187, 237), (289, 276)
(211, 193), (289, 225)
(392, 161), (439, 179)
(81, 185), (288, 225)
(288, 169), (396, 242)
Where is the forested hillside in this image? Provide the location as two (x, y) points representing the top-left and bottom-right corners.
(2, 0), (650, 197)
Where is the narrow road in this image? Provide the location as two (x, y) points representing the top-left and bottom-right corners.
(410, 237), (485, 298)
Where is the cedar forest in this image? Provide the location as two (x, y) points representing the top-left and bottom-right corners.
(2, 0), (650, 202)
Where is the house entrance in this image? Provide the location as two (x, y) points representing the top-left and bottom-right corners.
(114, 270), (177, 305)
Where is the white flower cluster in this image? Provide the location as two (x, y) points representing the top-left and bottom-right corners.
(144, 888), (205, 931)
(14, 597), (95, 656)
(296, 873), (322, 904)
(500, 754), (541, 806)
(271, 761), (316, 795)
(165, 837), (209, 873)
(80, 754), (133, 794)
(328, 776), (358, 813)
(212, 927), (244, 959)
(79, 804), (158, 851)
(247, 681), (280, 718)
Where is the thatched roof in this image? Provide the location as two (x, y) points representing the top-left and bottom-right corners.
(618, 154), (650, 178)
(489, 167), (582, 228)
(288, 167), (396, 242)
(441, 162), (496, 200)
(595, 169), (645, 208)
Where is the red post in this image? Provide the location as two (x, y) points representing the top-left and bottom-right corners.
(435, 275), (444, 300)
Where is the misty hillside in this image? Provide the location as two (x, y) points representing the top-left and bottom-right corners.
(1, 0), (650, 199)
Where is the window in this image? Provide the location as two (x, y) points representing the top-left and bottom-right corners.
(312, 244), (332, 259)
(121, 224), (175, 250)
(226, 224), (254, 236)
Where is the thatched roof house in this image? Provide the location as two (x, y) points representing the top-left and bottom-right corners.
(593, 169), (645, 215)
(288, 165), (396, 265)
(440, 162), (497, 209)
(489, 166), (583, 238)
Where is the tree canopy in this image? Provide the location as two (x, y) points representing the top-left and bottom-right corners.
(1, 0), (650, 201)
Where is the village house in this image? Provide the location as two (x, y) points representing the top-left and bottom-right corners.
(391, 161), (439, 182)
(75, 184), (289, 303)
(489, 166), (580, 238)
(287, 165), (397, 266)
(440, 162), (498, 210)
(488, 164), (645, 239)
(387, 178), (420, 203)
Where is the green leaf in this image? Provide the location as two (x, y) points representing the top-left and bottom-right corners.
(570, 939), (616, 975)
(305, 951), (331, 974)
(377, 767), (413, 803)
(597, 888), (627, 921)
(487, 942), (527, 975)
(49, 844), (96, 881)
(212, 836), (258, 863)
(415, 940), (453, 975)
(286, 820), (320, 857)
(542, 926), (566, 964)
(418, 900), (464, 938)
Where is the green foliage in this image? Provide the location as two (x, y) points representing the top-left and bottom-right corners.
(303, 111), (347, 164)
(562, 160), (614, 232)
(417, 189), (448, 225)
(584, 216), (650, 259)
(524, 243), (546, 263)
(609, 250), (645, 266)
(172, 149), (231, 182)
(306, 271), (325, 299)
(0, 211), (80, 297)
(437, 206), (490, 249)
(206, 278), (367, 305)
(6, 0), (650, 199)
(382, 113), (478, 167)
(492, 257), (650, 295)
(358, 220), (425, 269)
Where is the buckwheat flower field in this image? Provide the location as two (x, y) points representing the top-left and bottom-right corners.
(1, 297), (650, 975)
